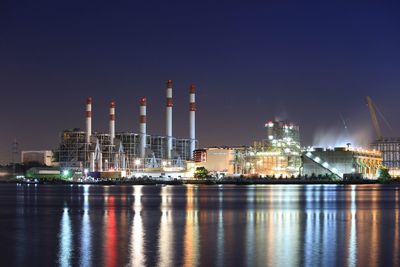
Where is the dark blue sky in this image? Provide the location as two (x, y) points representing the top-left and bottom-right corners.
(1, 1), (400, 163)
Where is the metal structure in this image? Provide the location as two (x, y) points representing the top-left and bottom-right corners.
(189, 84), (196, 159)
(54, 80), (198, 174)
(371, 138), (400, 169)
(86, 97), (92, 143)
(166, 80), (173, 159)
(366, 96), (382, 139)
(249, 120), (302, 177)
(303, 147), (382, 179)
(109, 100), (116, 145)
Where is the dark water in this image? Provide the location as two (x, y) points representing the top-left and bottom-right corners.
(0, 184), (399, 267)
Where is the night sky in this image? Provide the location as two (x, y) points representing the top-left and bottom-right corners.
(1, 1), (400, 163)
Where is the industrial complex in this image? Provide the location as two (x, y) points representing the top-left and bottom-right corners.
(53, 80), (198, 179)
(194, 120), (383, 180)
(15, 90), (399, 181)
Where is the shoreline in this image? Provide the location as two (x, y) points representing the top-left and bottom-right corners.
(1, 178), (399, 186)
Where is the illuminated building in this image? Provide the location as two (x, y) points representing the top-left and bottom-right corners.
(302, 146), (382, 179)
(194, 147), (246, 177)
(246, 120), (302, 177)
(54, 81), (198, 178)
(371, 138), (400, 177)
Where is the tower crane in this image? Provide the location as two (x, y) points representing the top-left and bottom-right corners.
(366, 96), (382, 139)
(366, 96), (392, 140)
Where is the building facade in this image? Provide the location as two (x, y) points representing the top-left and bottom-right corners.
(303, 147), (382, 179)
(371, 138), (400, 176)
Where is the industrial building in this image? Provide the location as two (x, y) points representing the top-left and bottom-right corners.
(371, 138), (400, 176)
(303, 146), (382, 179)
(194, 147), (246, 177)
(246, 120), (302, 177)
(194, 119), (383, 180)
(366, 96), (400, 177)
(54, 80), (198, 178)
(21, 150), (54, 166)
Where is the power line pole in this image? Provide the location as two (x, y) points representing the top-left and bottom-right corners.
(12, 138), (19, 177)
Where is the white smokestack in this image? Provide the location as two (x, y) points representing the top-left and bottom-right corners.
(109, 100), (116, 145)
(139, 97), (147, 158)
(86, 97), (92, 143)
(166, 80), (173, 159)
(189, 84), (196, 159)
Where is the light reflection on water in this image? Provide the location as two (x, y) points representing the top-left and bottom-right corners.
(130, 185), (145, 267)
(59, 207), (72, 267)
(1, 184), (400, 266)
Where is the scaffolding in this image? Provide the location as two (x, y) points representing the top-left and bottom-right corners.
(55, 129), (197, 171)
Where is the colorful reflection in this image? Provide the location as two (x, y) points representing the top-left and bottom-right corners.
(59, 207), (72, 267)
(6, 184), (400, 266)
(103, 195), (117, 267)
(183, 185), (200, 267)
(129, 186), (145, 266)
(158, 186), (174, 267)
(80, 185), (91, 267)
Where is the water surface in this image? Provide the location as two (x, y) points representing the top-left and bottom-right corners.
(0, 184), (399, 266)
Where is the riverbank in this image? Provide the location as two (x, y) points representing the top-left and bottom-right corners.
(2, 177), (400, 185)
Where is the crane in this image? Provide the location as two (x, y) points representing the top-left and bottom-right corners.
(366, 96), (392, 140)
(366, 96), (382, 139)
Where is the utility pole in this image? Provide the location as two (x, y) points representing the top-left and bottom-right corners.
(12, 138), (19, 177)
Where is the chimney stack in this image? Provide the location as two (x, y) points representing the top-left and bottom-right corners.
(166, 80), (173, 159)
(109, 101), (116, 145)
(189, 84), (196, 159)
(86, 97), (92, 143)
(139, 97), (147, 158)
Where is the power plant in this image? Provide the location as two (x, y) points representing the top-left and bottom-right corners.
(19, 91), (398, 181)
(194, 119), (384, 180)
(54, 80), (198, 178)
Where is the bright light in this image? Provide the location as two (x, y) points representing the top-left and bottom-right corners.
(162, 161), (167, 166)
(352, 168), (356, 172)
(63, 170), (69, 176)
(84, 168), (89, 175)
(314, 157), (321, 163)
(135, 159), (141, 166)
(268, 135), (274, 140)
(322, 162), (329, 168)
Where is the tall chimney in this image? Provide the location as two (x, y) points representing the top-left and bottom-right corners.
(86, 97), (92, 143)
(166, 80), (173, 159)
(189, 84), (196, 159)
(109, 100), (116, 145)
(139, 97), (147, 158)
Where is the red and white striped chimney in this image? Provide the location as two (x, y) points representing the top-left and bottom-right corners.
(139, 97), (147, 158)
(189, 84), (196, 159)
(86, 97), (92, 143)
(109, 100), (116, 145)
(166, 80), (173, 159)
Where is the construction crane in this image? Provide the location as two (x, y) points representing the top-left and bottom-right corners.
(366, 96), (392, 140)
(366, 96), (382, 139)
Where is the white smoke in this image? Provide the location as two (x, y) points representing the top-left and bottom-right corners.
(312, 126), (373, 148)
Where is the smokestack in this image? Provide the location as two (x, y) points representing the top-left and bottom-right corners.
(109, 101), (116, 145)
(139, 97), (147, 158)
(189, 84), (196, 159)
(166, 80), (173, 159)
(86, 97), (92, 143)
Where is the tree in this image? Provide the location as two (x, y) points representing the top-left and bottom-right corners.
(377, 166), (391, 182)
(194, 167), (209, 179)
